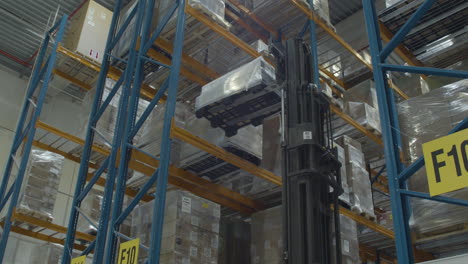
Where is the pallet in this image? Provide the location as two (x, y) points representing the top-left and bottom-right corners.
(352, 207), (376, 221)
(363, 123), (382, 136)
(196, 84), (280, 137)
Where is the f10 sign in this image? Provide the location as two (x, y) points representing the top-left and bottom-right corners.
(423, 129), (468, 196)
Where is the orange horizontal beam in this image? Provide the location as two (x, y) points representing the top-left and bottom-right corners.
(185, 5), (263, 60)
(36, 121), (110, 156)
(330, 105), (383, 146)
(35, 121), (261, 214)
(225, 9), (269, 44)
(52, 69), (93, 91)
(56, 45), (157, 99)
(146, 49), (209, 86)
(9, 225), (87, 251)
(338, 206), (395, 239)
(171, 124), (282, 186)
(12, 210), (94, 242)
(226, 0), (279, 39)
(154, 38), (220, 80)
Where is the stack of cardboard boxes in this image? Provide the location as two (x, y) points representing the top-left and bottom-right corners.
(335, 135), (375, 219)
(132, 189), (221, 263)
(17, 150), (64, 223)
(250, 206), (360, 264)
(343, 80), (381, 135)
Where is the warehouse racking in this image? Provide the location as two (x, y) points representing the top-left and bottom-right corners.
(363, 0), (468, 263)
(0, 0), (465, 263)
(0, 15), (68, 261)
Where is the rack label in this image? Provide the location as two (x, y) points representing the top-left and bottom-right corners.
(71, 256), (86, 264)
(117, 238), (139, 264)
(423, 129), (468, 196)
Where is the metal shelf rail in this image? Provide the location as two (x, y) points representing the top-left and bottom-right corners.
(0, 16), (68, 262)
(362, 0), (468, 263)
(60, 0), (187, 263)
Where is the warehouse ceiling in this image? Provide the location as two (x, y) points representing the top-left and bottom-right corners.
(0, 0), (466, 78)
(0, 0), (130, 76)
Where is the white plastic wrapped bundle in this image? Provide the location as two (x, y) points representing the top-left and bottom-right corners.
(17, 150), (64, 222)
(218, 170), (277, 197)
(132, 189), (220, 263)
(261, 114), (282, 176)
(335, 135), (365, 168)
(344, 80), (378, 111)
(77, 189), (103, 235)
(250, 206), (283, 264)
(222, 124), (263, 160)
(177, 114), (227, 166)
(335, 143), (351, 205)
(195, 57), (276, 111)
(392, 74), (429, 98)
(177, 115), (263, 167)
(332, 215), (359, 264)
(398, 79), (468, 234)
(335, 136), (374, 217)
(346, 163), (375, 218)
(297, 0), (331, 26)
(135, 102), (189, 157)
(81, 78), (150, 148)
(188, 0), (229, 27)
(346, 102), (381, 134)
(385, 0), (403, 8)
(251, 206), (358, 264)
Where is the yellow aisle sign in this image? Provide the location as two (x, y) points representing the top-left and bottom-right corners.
(71, 255), (86, 264)
(117, 238), (140, 264)
(423, 129), (468, 196)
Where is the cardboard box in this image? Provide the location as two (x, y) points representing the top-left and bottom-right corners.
(64, 0), (112, 63)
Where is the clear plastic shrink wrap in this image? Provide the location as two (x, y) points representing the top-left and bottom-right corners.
(251, 206), (359, 264)
(398, 80), (468, 234)
(188, 0), (228, 26)
(250, 206), (283, 264)
(17, 150), (64, 223)
(132, 189), (220, 264)
(343, 80), (379, 110)
(115, 0), (229, 57)
(296, 0), (331, 26)
(346, 163), (375, 218)
(76, 189), (103, 235)
(334, 143), (351, 205)
(344, 80), (381, 134)
(135, 102), (189, 158)
(332, 215), (359, 264)
(80, 78), (150, 148)
(335, 136), (375, 218)
(346, 102), (381, 134)
(195, 57), (276, 111)
(261, 114), (282, 176)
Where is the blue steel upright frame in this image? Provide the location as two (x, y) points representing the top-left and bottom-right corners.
(61, 0), (186, 263)
(0, 16), (68, 262)
(362, 0), (468, 263)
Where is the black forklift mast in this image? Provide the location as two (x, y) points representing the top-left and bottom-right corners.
(275, 38), (344, 264)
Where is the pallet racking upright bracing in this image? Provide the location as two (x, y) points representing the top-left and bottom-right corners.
(362, 0), (468, 263)
(60, 0), (187, 263)
(0, 15), (68, 262)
